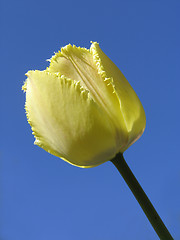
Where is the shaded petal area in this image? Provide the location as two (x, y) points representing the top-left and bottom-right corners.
(48, 44), (129, 151)
(23, 70), (118, 167)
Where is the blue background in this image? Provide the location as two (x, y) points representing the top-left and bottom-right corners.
(1, 0), (179, 239)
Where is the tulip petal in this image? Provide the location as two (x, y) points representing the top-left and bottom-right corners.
(90, 42), (146, 151)
(24, 70), (119, 167)
(48, 44), (129, 151)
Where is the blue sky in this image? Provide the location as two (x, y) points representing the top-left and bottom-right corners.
(1, 0), (179, 239)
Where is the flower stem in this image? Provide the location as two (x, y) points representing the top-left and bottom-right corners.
(111, 153), (173, 240)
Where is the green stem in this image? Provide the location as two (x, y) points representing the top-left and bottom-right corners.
(111, 153), (173, 240)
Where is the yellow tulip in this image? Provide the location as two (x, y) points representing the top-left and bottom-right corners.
(22, 42), (146, 168)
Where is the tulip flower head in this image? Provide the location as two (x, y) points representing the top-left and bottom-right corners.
(23, 42), (146, 168)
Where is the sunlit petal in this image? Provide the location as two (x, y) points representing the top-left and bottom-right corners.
(90, 42), (146, 151)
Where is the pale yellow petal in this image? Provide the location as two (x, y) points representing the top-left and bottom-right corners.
(90, 42), (146, 151)
(24, 70), (119, 167)
(48, 44), (129, 151)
